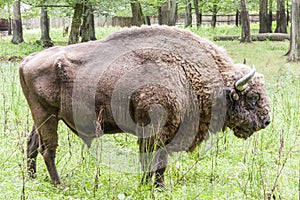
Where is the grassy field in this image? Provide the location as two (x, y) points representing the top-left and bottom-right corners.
(0, 26), (299, 199)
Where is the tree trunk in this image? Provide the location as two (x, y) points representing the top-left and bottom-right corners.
(286, 0), (290, 26)
(130, 0), (145, 26)
(81, 4), (90, 42)
(240, 0), (251, 43)
(194, 0), (201, 27)
(158, 0), (177, 26)
(158, 5), (166, 25)
(169, 0), (177, 26)
(185, 0), (192, 27)
(268, 0), (273, 32)
(275, 0), (287, 33)
(288, 0), (300, 62)
(145, 16), (151, 25)
(7, 4), (12, 35)
(40, 5), (53, 48)
(235, 10), (240, 26)
(259, 0), (268, 33)
(8, 17), (12, 35)
(211, 4), (217, 28)
(68, 3), (84, 45)
(214, 33), (290, 41)
(89, 5), (96, 41)
(11, 0), (24, 44)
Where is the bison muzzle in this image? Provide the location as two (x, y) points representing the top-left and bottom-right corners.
(19, 25), (271, 187)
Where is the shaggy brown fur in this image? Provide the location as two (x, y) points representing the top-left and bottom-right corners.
(19, 25), (271, 187)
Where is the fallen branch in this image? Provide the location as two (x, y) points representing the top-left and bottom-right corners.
(214, 33), (290, 41)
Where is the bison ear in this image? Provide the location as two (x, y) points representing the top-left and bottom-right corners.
(231, 92), (239, 101)
(223, 87), (239, 102)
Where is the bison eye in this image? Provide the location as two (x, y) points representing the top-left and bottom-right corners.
(246, 93), (260, 107)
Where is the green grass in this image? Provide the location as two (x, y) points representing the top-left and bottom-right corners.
(0, 25), (299, 199)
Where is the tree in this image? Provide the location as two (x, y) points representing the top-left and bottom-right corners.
(288, 0), (300, 62)
(6, 2), (12, 35)
(235, 9), (240, 26)
(240, 0), (251, 43)
(268, 0), (273, 32)
(40, 4), (53, 47)
(130, 0), (145, 26)
(8, 17), (12, 35)
(81, 3), (91, 42)
(259, 0), (269, 33)
(68, 3), (84, 45)
(275, 0), (287, 33)
(66, 0), (97, 44)
(185, 0), (192, 27)
(286, 0), (290, 26)
(11, 0), (24, 44)
(88, 5), (96, 41)
(211, 3), (218, 28)
(193, 0), (201, 27)
(201, 0), (225, 28)
(158, 0), (177, 26)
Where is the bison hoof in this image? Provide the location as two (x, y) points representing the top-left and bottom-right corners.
(27, 170), (37, 179)
(155, 182), (165, 188)
(51, 178), (62, 185)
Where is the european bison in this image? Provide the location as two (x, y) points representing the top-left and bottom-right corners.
(19, 25), (271, 187)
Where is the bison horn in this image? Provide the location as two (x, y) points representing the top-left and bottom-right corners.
(235, 66), (256, 91)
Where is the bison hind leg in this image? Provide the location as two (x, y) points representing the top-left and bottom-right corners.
(27, 106), (61, 185)
(37, 115), (61, 185)
(27, 127), (39, 178)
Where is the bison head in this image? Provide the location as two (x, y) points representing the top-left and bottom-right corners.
(224, 64), (271, 139)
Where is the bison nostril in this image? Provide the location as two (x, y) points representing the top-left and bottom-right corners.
(263, 116), (271, 127)
(265, 120), (270, 126)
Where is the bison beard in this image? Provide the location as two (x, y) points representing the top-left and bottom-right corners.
(20, 25), (271, 187)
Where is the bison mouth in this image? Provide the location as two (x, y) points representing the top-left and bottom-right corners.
(232, 126), (255, 139)
(232, 115), (271, 139)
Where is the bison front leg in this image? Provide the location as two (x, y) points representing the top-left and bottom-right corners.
(153, 150), (168, 187)
(27, 127), (39, 178)
(139, 138), (154, 185)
